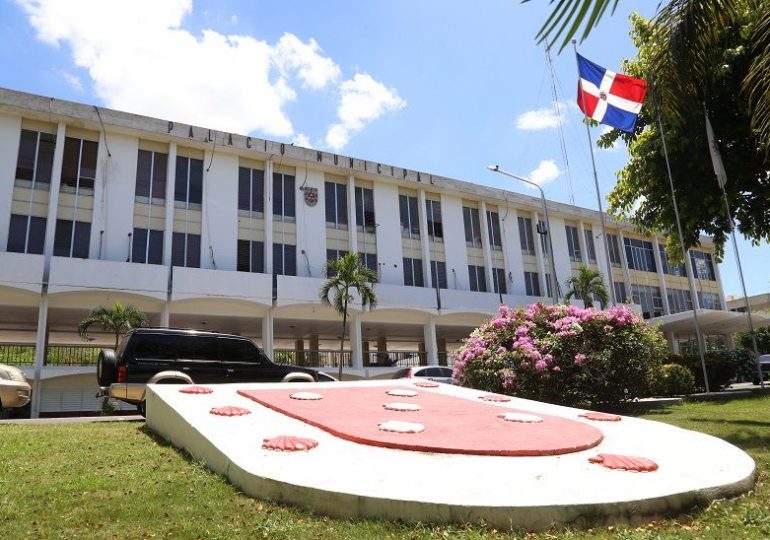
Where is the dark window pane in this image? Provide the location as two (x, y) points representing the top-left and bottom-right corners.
(79, 140), (98, 186)
(15, 130), (37, 182)
(27, 216), (46, 254)
(284, 244), (296, 276)
(148, 230), (163, 264)
(221, 338), (258, 363)
(61, 137), (80, 188)
(272, 173), (283, 216)
(35, 132), (56, 184)
(237, 239), (250, 271)
(135, 150), (152, 198)
(186, 234), (200, 268)
(413, 259), (424, 287)
(174, 157), (188, 202)
(152, 152), (167, 200)
(171, 232), (185, 266)
(337, 183), (347, 225)
(403, 257), (413, 286)
(238, 168), (250, 211)
(251, 170), (264, 212)
(399, 195), (409, 232)
(252, 241), (264, 273)
(188, 159), (203, 205)
(53, 219), (73, 256)
(7, 214), (27, 252)
(132, 228), (148, 263)
(72, 221), (90, 258)
(325, 182), (336, 223)
(273, 242), (283, 274)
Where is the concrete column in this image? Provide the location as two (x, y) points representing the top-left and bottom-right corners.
(362, 341), (370, 367)
(667, 332), (680, 354)
(294, 339), (305, 366)
(261, 309), (274, 359)
(713, 258), (727, 309)
(42, 122), (67, 277)
(417, 189), (432, 287)
(377, 336), (388, 365)
(350, 312), (363, 369)
(479, 201), (494, 294)
(30, 291), (49, 419)
(160, 303), (170, 328)
(90, 130), (111, 259)
(163, 142), (177, 266)
(423, 317), (438, 366)
(652, 237), (671, 314)
(264, 159), (274, 274)
(309, 334), (319, 366)
(533, 211), (548, 299)
(347, 175), (357, 252)
(577, 221), (588, 265)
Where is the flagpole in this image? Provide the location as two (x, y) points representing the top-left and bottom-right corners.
(651, 81), (711, 392)
(704, 105), (764, 388)
(572, 41), (617, 307)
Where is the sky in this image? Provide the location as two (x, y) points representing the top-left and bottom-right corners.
(1, 0), (767, 299)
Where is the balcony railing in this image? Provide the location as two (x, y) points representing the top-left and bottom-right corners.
(272, 349), (352, 368)
(0, 344), (102, 366)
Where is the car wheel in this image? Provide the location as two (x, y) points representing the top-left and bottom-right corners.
(97, 349), (118, 386)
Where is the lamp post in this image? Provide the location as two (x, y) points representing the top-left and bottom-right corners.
(488, 165), (559, 305)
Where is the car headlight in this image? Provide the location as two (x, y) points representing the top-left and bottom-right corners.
(0, 366), (26, 382)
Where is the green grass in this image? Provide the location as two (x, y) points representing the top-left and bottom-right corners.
(1, 397), (768, 539)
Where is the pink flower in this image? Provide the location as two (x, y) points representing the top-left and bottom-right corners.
(552, 366), (561, 372)
(496, 346), (507, 355)
(535, 360), (547, 371)
(574, 353), (586, 365)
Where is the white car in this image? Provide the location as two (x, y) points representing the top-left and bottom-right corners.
(0, 363), (31, 417)
(754, 354), (770, 385)
(393, 366), (454, 384)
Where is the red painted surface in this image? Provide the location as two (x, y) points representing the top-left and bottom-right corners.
(210, 405), (251, 416)
(414, 380), (439, 388)
(589, 453), (658, 472)
(479, 394), (511, 402)
(179, 386), (214, 394)
(238, 386), (603, 456)
(580, 412), (622, 422)
(262, 435), (319, 451)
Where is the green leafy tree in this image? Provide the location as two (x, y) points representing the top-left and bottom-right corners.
(77, 301), (150, 349)
(320, 252), (377, 380)
(564, 265), (609, 309)
(735, 327), (770, 354)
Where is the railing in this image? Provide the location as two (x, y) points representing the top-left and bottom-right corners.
(364, 351), (424, 367)
(272, 349), (352, 368)
(0, 344), (103, 367)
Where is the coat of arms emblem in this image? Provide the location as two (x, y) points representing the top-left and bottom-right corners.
(303, 186), (318, 206)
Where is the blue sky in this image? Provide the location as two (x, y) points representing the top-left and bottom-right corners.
(1, 0), (767, 299)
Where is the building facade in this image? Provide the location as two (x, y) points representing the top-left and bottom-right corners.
(0, 88), (726, 415)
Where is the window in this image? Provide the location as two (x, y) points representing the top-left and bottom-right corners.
(174, 156), (203, 207)
(359, 252), (378, 275)
(463, 207), (482, 247)
(486, 211), (502, 250)
(659, 245), (686, 276)
(430, 260), (448, 289)
(468, 265), (487, 292)
(131, 228), (163, 264)
(53, 219), (90, 258)
(325, 248), (348, 277)
(135, 150), (167, 202)
(518, 217), (535, 255)
(7, 214), (46, 254)
(355, 186), (375, 232)
(15, 129), (55, 189)
(584, 229), (597, 263)
(238, 167), (264, 213)
(538, 220), (549, 255)
(325, 182), (347, 227)
(544, 273), (553, 298)
(237, 240), (264, 273)
(399, 195), (420, 238)
(565, 226), (582, 262)
(690, 251), (716, 281)
(607, 234), (622, 267)
(425, 199), (443, 241)
(403, 257), (424, 287)
(171, 232), (200, 268)
(273, 243), (297, 276)
(492, 267), (507, 295)
(624, 238), (657, 273)
(613, 281), (627, 303)
(667, 288), (693, 314)
(631, 284), (663, 319)
(60, 137), (97, 193)
(273, 173), (296, 219)
(524, 271), (541, 297)
(698, 292), (721, 310)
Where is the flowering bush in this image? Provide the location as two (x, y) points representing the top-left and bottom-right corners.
(452, 303), (668, 408)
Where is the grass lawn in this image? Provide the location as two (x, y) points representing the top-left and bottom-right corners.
(1, 396), (768, 539)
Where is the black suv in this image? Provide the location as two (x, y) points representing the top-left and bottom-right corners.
(97, 328), (318, 414)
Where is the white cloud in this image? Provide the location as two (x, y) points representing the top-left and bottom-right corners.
(59, 71), (82, 91)
(325, 73), (406, 151)
(16, 0), (349, 138)
(292, 133), (312, 148)
(516, 102), (568, 130)
(528, 160), (561, 187)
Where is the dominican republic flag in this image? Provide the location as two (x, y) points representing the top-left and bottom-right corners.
(576, 53), (647, 132)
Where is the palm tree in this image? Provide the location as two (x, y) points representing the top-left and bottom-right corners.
(564, 265), (609, 309)
(320, 252), (377, 381)
(78, 301), (150, 349)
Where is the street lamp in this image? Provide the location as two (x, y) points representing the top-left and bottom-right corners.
(487, 165), (560, 305)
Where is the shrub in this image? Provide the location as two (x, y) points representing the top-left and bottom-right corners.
(452, 303), (668, 408)
(669, 349), (750, 391)
(654, 364), (695, 396)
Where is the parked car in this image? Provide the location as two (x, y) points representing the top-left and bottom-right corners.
(317, 372), (339, 382)
(754, 354), (770, 385)
(0, 363), (31, 418)
(97, 328), (319, 415)
(393, 366), (454, 384)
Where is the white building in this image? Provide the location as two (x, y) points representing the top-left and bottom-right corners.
(0, 87), (729, 416)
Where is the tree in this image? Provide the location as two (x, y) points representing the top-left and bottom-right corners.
(598, 9), (770, 259)
(78, 301), (149, 349)
(320, 252), (377, 380)
(735, 327), (770, 354)
(564, 265), (609, 309)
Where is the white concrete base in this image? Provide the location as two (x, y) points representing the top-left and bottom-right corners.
(146, 381), (756, 531)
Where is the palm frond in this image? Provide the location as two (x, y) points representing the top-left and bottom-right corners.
(529, 0), (620, 52)
(745, 4), (770, 147)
